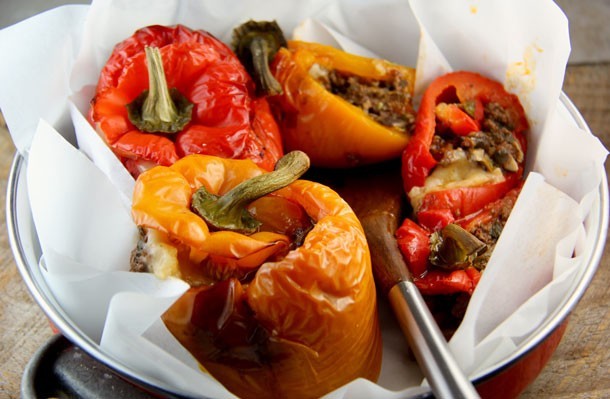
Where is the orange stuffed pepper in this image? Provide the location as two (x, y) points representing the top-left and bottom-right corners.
(269, 40), (416, 168)
(130, 151), (382, 399)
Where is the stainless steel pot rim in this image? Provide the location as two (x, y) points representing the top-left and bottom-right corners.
(473, 92), (609, 383)
(6, 152), (199, 398)
(6, 92), (608, 398)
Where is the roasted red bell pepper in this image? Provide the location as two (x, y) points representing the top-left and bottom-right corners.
(415, 170), (522, 230)
(89, 25), (283, 177)
(414, 267), (481, 296)
(396, 185), (522, 296)
(395, 218), (430, 277)
(397, 218), (480, 295)
(401, 71), (528, 230)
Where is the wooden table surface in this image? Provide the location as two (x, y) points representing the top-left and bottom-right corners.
(0, 67), (608, 399)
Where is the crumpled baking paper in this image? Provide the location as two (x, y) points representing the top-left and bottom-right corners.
(0, 0), (607, 397)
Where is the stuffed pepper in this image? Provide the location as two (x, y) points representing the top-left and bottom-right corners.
(402, 71), (528, 231)
(89, 25), (283, 177)
(397, 71), (528, 336)
(231, 21), (416, 168)
(130, 151), (382, 399)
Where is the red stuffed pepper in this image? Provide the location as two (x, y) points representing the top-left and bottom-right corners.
(89, 25), (283, 177)
(401, 71), (528, 231)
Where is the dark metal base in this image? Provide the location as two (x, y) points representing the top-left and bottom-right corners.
(21, 334), (156, 399)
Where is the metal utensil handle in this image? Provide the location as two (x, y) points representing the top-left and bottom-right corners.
(388, 281), (481, 399)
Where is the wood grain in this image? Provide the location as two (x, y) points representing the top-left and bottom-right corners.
(0, 112), (54, 398)
(0, 64), (608, 398)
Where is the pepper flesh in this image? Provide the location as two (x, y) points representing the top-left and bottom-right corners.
(270, 40), (416, 167)
(132, 154), (382, 398)
(401, 71), (528, 229)
(90, 25), (283, 177)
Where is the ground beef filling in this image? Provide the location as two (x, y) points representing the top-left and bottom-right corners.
(468, 194), (516, 245)
(467, 190), (519, 270)
(130, 228), (149, 274)
(427, 185), (520, 273)
(431, 101), (524, 173)
(312, 65), (415, 132)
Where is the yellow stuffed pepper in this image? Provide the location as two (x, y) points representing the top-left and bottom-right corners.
(271, 41), (416, 167)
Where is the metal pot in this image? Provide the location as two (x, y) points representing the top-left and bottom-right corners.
(7, 93), (608, 398)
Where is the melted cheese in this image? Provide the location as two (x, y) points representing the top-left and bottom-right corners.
(146, 229), (181, 280)
(409, 151), (505, 211)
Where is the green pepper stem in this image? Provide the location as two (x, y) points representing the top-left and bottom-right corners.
(250, 36), (283, 96)
(231, 20), (287, 96)
(126, 47), (193, 134)
(192, 151), (310, 233)
(429, 223), (487, 269)
(143, 47), (179, 125)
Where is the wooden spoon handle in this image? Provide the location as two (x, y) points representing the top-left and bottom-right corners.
(360, 211), (411, 295)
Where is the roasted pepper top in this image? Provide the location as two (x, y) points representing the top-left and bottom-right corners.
(270, 40), (416, 167)
(90, 25), (283, 177)
(131, 153), (382, 399)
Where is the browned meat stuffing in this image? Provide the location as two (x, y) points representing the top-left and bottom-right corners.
(130, 228), (184, 281)
(130, 227), (150, 273)
(430, 102), (524, 172)
(466, 187), (520, 271)
(315, 68), (415, 132)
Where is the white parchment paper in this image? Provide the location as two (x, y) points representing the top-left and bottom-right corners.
(0, 0), (607, 398)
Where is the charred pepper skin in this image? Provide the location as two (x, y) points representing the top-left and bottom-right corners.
(90, 25), (283, 177)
